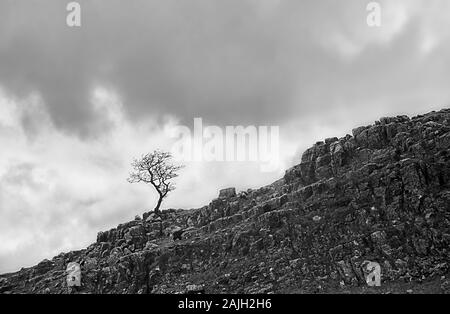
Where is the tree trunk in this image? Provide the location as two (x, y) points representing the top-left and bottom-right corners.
(154, 194), (163, 214)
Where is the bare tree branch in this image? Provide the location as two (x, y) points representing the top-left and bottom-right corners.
(127, 150), (184, 214)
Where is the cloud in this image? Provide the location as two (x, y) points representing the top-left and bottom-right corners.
(0, 0), (448, 136)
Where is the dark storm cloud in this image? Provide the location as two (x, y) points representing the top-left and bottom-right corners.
(3, 0), (448, 136)
(0, 0), (312, 133)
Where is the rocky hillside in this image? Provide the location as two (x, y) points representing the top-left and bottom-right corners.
(1, 109), (449, 294)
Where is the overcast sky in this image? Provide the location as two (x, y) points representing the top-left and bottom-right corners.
(1, 0), (449, 273)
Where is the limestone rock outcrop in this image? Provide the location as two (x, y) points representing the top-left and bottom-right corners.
(1, 109), (449, 294)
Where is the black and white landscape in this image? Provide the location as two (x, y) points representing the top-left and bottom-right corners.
(0, 1), (449, 294)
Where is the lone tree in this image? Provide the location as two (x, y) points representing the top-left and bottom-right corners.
(128, 150), (183, 214)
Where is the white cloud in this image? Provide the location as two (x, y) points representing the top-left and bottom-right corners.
(319, 0), (450, 59)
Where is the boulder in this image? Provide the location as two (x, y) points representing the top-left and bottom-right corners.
(219, 187), (236, 199)
(186, 284), (205, 294)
